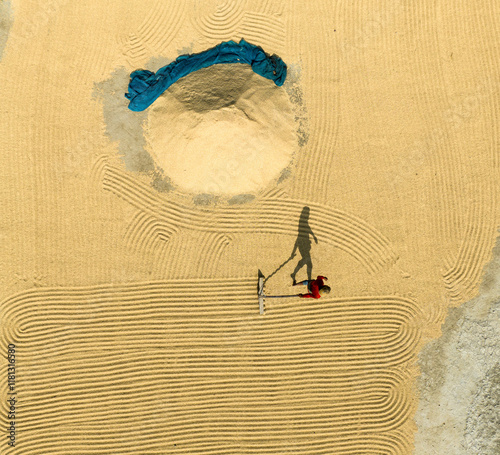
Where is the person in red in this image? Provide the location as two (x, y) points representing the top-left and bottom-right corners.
(293, 276), (330, 298)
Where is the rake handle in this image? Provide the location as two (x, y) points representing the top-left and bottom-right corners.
(264, 294), (302, 298)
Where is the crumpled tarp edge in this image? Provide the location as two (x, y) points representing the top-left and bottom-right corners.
(125, 39), (288, 112)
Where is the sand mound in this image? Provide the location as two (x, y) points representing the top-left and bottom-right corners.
(145, 64), (298, 195)
(4, 2), (500, 453)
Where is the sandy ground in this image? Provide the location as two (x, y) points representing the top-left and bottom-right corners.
(0, 0), (499, 453)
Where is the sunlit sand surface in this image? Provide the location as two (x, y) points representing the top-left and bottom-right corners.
(147, 65), (297, 195)
(0, 0), (499, 453)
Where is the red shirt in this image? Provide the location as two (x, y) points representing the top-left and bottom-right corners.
(300, 276), (327, 298)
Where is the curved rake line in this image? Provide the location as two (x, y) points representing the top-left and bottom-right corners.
(104, 175), (373, 272)
(123, 34), (147, 66)
(145, 1), (185, 52)
(241, 12), (286, 49)
(193, 1), (244, 40)
(102, 165), (398, 273)
(197, 232), (234, 277)
(443, 201), (497, 303)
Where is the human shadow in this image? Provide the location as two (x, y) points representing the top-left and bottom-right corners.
(290, 206), (317, 282)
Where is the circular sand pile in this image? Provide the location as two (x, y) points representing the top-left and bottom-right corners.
(145, 64), (298, 196)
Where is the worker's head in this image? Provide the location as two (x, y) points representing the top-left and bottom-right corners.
(319, 285), (331, 296)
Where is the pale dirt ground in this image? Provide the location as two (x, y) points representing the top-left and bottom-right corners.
(0, 0), (499, 453)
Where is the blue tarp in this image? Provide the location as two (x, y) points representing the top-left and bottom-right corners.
(125, 39), (287, 111)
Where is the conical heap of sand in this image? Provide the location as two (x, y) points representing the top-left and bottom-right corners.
(145, 64), (298, 196)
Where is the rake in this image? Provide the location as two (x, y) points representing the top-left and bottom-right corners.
(258, 275), (300, 315)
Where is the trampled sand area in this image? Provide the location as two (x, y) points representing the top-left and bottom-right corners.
(1, 1), (499, 453)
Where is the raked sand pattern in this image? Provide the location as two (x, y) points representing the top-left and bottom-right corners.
(1, 1), (500, 454)
(2, 282), (419, 453)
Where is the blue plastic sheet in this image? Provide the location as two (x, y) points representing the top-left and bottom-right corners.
(125, 39), (287, 111)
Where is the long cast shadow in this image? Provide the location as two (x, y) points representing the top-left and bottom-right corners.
(290, 206), (317, 281)
(263, 252), (296, 285)
(263, 206), (317, 285)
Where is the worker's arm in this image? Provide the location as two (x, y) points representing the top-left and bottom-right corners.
(299, 293), (315, 298)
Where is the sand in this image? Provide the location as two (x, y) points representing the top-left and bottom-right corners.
(0, 0), (499, 454)
(146, 65), (298, 195)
